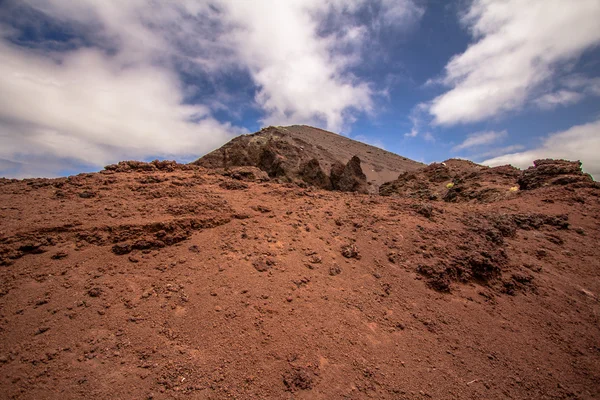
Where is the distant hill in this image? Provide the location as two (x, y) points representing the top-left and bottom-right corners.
(192, 125), (423, 192)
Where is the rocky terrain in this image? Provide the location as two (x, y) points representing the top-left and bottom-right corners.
(194, 125), (423, 193)
(0, 145), (599, 398)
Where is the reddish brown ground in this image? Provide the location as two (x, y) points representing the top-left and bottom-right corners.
(0, 163), (599, 399)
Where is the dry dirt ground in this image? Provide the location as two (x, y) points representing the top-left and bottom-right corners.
(0, 162), (599, 399)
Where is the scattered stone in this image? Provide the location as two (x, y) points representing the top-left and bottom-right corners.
(225, 167), (269, 182)
(329, 265), (342, 276)
(18, 243), (45, 254)
(413, 203), (434, 219)
(219, 180), (248, 190)
(35, 298), (49, 306)
(283, 367), (314, 391)
(79, 191), (96, 199)
(253, 257), (275, 272)
(112, 244), (132, 255)
(252, 205), (272, 213)
(308, 255), (322, 264)
(35, 327), (50, 335)
(388, 252), (400, 264)
(87, 287), (103, 297)
(341, 244), (361, 259)
(51, 251), (68, 260)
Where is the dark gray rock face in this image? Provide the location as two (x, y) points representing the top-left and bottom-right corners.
(330, 156), (368, 194)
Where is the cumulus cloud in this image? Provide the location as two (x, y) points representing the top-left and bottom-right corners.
(0, 0), (423, 178)
(452, 130), (507, 151)
(483, 119), (600, 179)
(430, 0), (600, 125)
(0, 40), (240, 165)
(219, 1), (374, 132)
(219, 0), (424, 131)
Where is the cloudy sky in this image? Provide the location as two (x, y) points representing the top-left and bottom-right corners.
(1, 0), (599, 179)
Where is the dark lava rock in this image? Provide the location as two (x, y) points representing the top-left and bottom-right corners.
(18, 243), (45, 254)
(219, 180), (248, 190)
(341, 244), (361, 259)
(112, 243), (132, 255)
(329, 264), (342, 276)
(283, 367), (314, 391)
(51, 251), (68, 260)
(417, 264), (453, 292)
(258, 146), (288, 178)
(330, 156), (368, 193)
(413, 203), (434, 219)
(87, 287), (103, 297)
(253, 257), (276, 272)
(299, 158), (331, 189)
(422, 163), (452, 183)
(224, 167), (269, 182)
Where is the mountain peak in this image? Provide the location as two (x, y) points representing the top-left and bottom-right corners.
(193, 125), (423, 193)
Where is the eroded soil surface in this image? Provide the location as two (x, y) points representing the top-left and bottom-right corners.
(0, 161), (599, 399)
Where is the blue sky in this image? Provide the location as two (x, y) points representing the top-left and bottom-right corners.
(0, 0), (599, 179)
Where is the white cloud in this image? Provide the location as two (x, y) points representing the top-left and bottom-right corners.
(219, 1), (375, 132)
(452, 130), (507, 151)
(1, 0), (424, 177)
(218, 0), (423, 131)
(483, 119), (600, 179)
(0, 39), (243, 175)
(429, 0), (600, 125)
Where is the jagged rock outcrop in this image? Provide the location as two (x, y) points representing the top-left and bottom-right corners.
(380, 159), (522, 202)
(299, 158), (331, 189)
(104, 160), (192, 172)
(444, 164), (521, 203)
(330, 156), (368, 193)
(518, 159), (595, 190)
(380, 157), (597, 202)
(258, 146), (288, 178)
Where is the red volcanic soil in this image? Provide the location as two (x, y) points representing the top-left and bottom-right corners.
(0, 160), (599, 399)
